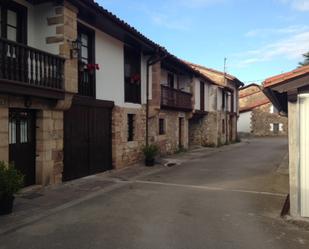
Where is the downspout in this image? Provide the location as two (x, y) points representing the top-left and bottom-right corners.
(146, 52), (167, 146)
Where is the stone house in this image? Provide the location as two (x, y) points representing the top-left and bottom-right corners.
(0, 0), (164, 186)
(0, 0), (244, 187)
(187, 63), (244, 146)
(263, 65), (309, 218)
(238, 84), (288, 136)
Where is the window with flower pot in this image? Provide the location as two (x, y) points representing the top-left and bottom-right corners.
(78, 24), (96, 97)
(124, 45), (141, 104)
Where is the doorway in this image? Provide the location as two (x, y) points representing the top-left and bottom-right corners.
(9, 109), (36, 187)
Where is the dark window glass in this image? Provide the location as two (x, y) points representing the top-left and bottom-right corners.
(159, 118), (165, 135)
(0, 2), (27, 44)
(127, 114), (135, 142)
(78, 24), (95, 97)
(273, 123), (279, 134)
(124, 46), (141, 104)
(222, 119), (225, 134)
(222, 91), (226, 110)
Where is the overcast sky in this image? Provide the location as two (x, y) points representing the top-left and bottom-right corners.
(97, 0), (309, 84)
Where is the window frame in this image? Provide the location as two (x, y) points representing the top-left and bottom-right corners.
(77, 23), (96, 97)
(0, 1), (27, 44)
(124, 45), (141, 104)
(127, 114), (135, 142)
(159, 118), (166, 135)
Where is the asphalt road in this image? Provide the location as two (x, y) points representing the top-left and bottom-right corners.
(1, 137), (309, 249)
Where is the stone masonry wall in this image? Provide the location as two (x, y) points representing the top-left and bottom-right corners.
(251, 103), (288, 136)
(112, 106), (146, 169)
(189, 112), (219, 147)
(149, 110), (190, 155)
(36, 110), (64, 185)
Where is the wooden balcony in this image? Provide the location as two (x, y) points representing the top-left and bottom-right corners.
(161, 85), (193, 111)
(0, 38), (65, 100)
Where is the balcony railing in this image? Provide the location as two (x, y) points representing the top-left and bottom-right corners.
(161, 85), (192, 111)
(0, 38), (65, 99)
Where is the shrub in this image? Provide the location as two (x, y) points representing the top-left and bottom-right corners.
(142, 144), (159, 160)
(0, 161), (24, 197)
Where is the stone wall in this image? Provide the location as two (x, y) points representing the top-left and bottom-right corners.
(189, 112), (218, 147)
(112, 106), (146, 169)
(149, 110), (190, 155)
(251, 103), (288, 136)
(36, 110), (64, 185)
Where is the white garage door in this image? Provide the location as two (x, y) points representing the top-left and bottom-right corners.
(300, 94), (309, 217)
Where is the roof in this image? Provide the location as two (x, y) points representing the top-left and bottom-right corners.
(71, 0), (166, 53)
(73, 1), (220, 82)
(239, 84), (263, 98)
(264, 65), (309, 88)
(185, 61), (244, 88)
(239, 99), (270, 113)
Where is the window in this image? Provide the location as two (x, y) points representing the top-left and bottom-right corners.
(167, 73), (174, 88)
(78, 24), (95, 97)
(0, 2), (27, 43)
(124, 46), (141, 104)
(222, 119), (225, 134)
(270, 105), (279, 114)
(200, 82), (205, 111)
(127, 114), (135, 142)
(159, 118), (165, 135)
(222, 91), (226, 110)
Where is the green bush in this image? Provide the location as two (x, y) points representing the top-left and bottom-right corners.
(0, 161), (24, 197)
(142, 144), (159, 160)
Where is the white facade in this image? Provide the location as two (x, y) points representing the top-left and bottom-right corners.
(15, 0), (59, 55)
(238, 111), (252, 133)
(193, 78), (212, 111)
(79, 20), (150, 108)
(160, 69), (191, 93)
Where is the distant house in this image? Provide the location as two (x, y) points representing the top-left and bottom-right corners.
(238, 84), (288, 136)
(264, 65), (309, 218)
(187, 63), (244, 146)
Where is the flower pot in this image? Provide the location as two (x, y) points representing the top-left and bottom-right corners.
(145, 158), (155, 167)
(0, 194), (15, 215)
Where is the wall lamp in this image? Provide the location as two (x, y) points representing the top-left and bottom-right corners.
(71, 38), (81, 59)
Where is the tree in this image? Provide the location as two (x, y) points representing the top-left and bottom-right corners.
(299, 52), (309, 67)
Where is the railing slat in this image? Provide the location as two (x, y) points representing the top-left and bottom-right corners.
(161, 85), (192, 111)
(0, 37), (65, 91)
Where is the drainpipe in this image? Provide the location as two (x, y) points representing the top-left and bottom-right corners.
(145, 51), (167, 147)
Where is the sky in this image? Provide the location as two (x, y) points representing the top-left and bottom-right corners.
(96, 0), (309, 84)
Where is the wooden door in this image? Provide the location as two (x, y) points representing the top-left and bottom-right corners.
(64, 97), (113, 181)
(9, 109), (36, 186)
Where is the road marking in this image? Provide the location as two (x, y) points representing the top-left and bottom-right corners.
(135, 180), (287, 197)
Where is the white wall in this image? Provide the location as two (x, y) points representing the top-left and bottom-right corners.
(80, 20), (149, 108)
(15, 0), (59, 54)
(209, 85), (217, 112)
(160, 69), (191, 93)
(238, 111), (252, 133)
(193, 78), (211, 111)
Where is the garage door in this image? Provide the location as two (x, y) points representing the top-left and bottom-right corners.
(63, 97), (114, 181)
(300, 94), (309, 217)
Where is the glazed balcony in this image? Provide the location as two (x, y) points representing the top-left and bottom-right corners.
(0, 38), (65, 100)
(161, 85), (193, 111)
